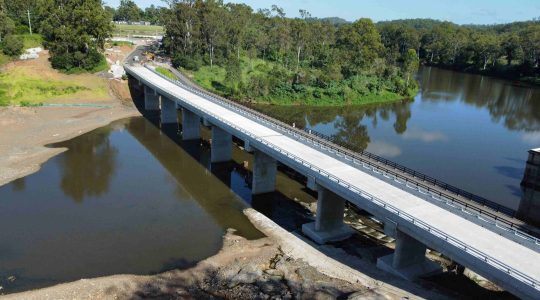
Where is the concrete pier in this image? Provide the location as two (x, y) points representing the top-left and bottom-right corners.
(160, 96), (178, 124)
(144, 86), (160, 111)
(377, 229), (441, 280)
(302, 184), (353, 244)
(211, 126), (232, 163)
(252, 150), (277, 195)
(181, 108), (200, 140)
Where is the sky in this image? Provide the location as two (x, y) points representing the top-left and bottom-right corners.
(104, 0), (540, 25)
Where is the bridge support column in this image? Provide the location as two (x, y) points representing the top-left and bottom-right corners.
(302, 184), (353, 244)
(211, 126), (232, 163)
(252, 150), (276, 195)
(144, 86), (159, 111)
(160, 96), (178, 124)
(181, 108), (200, 140)
(377, 229), (441, 280)
(243, 140), (254, 152)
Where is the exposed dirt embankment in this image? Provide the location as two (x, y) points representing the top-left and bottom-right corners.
(0, 104), (139, 187)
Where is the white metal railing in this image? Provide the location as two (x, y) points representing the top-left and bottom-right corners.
(126, 65), (540, 291)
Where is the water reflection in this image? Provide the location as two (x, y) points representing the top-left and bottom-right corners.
(52, 129), (118, 202)
(253, 101), (413, 153)
(0, 117), (262, 294)
(420, 67), (540, 131)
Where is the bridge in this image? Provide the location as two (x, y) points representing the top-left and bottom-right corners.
(124, 64), (540, 299)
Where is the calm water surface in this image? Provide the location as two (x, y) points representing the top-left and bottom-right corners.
(255, 66), (540, 213)
(0, 117), (264, 293)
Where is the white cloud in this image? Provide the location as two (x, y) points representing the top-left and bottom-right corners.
(402, 127), (448, 143)
(367, 141), (401, 158)
(522, 132), (540, 145)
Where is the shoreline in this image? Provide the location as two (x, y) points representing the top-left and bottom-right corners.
(0, 104), (140, 187)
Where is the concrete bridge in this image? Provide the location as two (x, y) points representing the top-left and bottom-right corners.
(125, 64), (540, 299)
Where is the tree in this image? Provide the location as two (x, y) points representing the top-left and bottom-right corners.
(501, 32), (522, 65)
(472, 32), (500, 70)
(115, 0), (142, 22)
(4, 0), (39, 34)
(40, 0), (112, 71)
(402, 49), (419, 86)
(336, 18), (384, 76)
(0, 0), (15, 42)
(1, 35), (23, 56)
(520, 24), (540, 68)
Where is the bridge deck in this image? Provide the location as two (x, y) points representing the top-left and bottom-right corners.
(128, 66), (540, 292)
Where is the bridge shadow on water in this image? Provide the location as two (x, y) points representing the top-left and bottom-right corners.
(126, 78), (516, 299)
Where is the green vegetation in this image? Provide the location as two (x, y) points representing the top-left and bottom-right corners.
(1, 35), (23, 56)
(184, 57), (414, 105)
(40, 0), (111, 72)
(0, 53), (9, 65)
(110, 40), (134, 47)
(155, 67), (178, 80)
(377, 19), (540, 83)
(112, 24), (164, 36)
(16, 33), (43, 48)
(166, 2), (419, 106)
(106, 1), (166, 25)
(0, 71), (90, 105)
(61, 55), (109, 74)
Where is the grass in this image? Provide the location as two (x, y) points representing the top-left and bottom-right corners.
(14, 34), (43, 49)
(156, 66), (178, 80)
(0, 71), (91, 105)
(113, 24), (164, 36)
(183, 57), (414, 106)
(0, 53), (9, 66)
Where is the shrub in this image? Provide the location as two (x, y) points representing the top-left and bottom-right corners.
(1, 35), (24, 57)
(172, 53), (202, 71)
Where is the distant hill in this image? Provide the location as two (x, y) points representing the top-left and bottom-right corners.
(376, 18), (444, 30)
(308, 17), (350, 25)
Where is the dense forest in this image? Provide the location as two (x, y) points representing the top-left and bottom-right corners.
(377, 18), (540, 83)
(1, 0), (539, 104)
(163, 1), (419, 105)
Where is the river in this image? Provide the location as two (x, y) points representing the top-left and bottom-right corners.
(1, 66), (539, 293)
(254, 66), (540, 216)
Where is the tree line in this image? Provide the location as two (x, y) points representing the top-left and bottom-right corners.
(377, 18), (540, 81)
(163, 1), (419, 105)
(105, 0), (166, 25)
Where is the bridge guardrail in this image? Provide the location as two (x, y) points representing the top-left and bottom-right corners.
(128, 64), (540, 291)
(136, 64), (540, 247)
